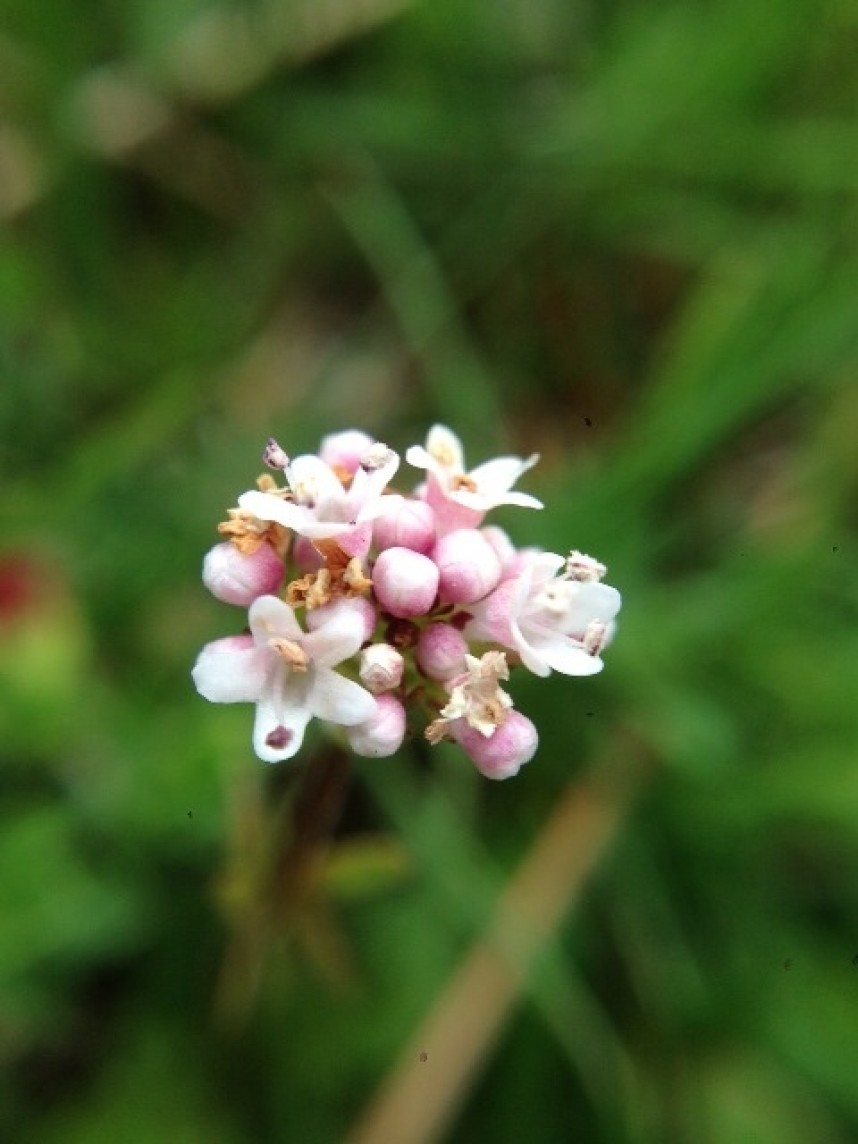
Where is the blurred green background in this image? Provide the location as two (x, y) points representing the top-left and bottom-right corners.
(2, 0), (857, 1140)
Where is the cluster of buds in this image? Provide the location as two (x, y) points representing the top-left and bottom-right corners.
(192, 426), (621, 780)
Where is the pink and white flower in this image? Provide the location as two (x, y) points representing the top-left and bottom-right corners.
(464, 552), (621, 678)
(192, 595), (376, 763)
(405, 424), (542, 533)
(238, 443), (399, 557)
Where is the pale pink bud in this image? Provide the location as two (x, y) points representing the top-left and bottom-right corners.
(347, 693), (406, 757)
(359, 643), (404, 693)
(373, 496), (436, 554)
(202, 541), (283, 606)
(453, 710), (538, 780)
(372, 547), (439, 618)
(307, 596), (377, 643)
(432, 529), (502, 605)
(415, 623), (468, 681)
(319, 430), (374, 474)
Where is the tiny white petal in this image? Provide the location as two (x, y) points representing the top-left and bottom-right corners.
(252, 697), (311, 763)
(192, 643), (271, 703)
(249, 595), (303, 643)
(309, 672), (377, 725)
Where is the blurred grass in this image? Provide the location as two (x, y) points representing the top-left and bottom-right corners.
(1, 0), (857, 1140)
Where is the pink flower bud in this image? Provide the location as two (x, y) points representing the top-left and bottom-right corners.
(432, 529), (502, 605)
(292, 535), (323, 573)
(372, 547), (439, 618)
(202, 541), (283, 606)
(415, 623), (468, 681)
(347, 693), (406, 757)
(453, 710), (538, 780)
(373, 496), (436, 554)
(359, 643), (404, 693)
(319, 430), (374, 474)
(307, 596), (377, 643)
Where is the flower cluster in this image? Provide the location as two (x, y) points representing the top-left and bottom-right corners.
(192, 426), (621, 780)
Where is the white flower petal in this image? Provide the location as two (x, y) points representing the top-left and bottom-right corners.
(302, 606), (366, 668)
(249, 595), (302, 642)
(425, 425), (464, 471)
(533, 638), (604, 676)
(236, 489), (301, 529)
(560, 582), (622, 633)
(529, 552), (567, 581)
(513, 632), (552, 677)
(192, 642), (272, 703)
(288, 454), (346, 511)
(252, 696), (311, 763)
(494, 490), (544, 510)
(468, 455), (539, 495)
(287, 517), (352, 538)
(308, 671), (377, 725)
(404, 445), (436, 474)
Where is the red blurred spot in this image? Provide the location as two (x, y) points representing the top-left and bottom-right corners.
(0, 556), (37, 621)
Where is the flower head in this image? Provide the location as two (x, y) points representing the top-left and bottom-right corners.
(193, 424), (621, 778)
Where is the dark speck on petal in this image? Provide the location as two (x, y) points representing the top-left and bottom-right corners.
(266, 725), (293, 749)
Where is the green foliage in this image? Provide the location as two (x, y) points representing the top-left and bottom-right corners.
(1, 0), (856, 1140)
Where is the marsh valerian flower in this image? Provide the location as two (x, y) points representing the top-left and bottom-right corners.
(193, 425), (621, 778)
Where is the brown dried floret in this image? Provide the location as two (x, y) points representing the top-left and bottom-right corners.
(285, 539), (373, 610)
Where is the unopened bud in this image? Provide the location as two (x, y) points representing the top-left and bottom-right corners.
(433, 529), (502, 605)
(373, 547), (439, 618)
(453, 709), (538, 780)
(202, 541), (283, 606)
(292, 535), (324, 573)
(347, 694), (406, 757)
(373, 496), (436, 554)
(359, 643), (404, 693)
(415, 623), (468, 681)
